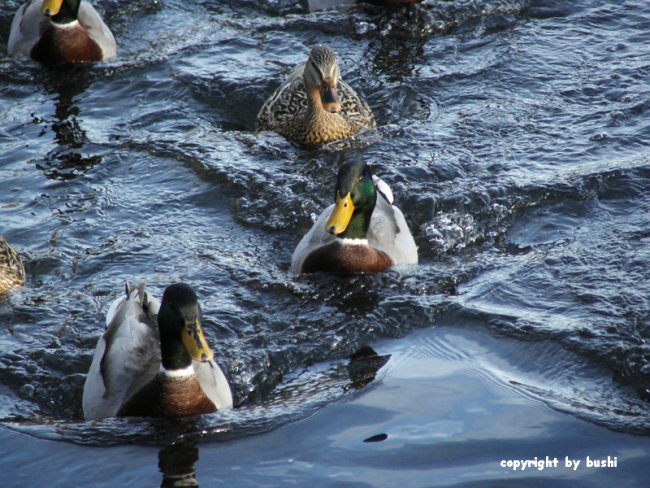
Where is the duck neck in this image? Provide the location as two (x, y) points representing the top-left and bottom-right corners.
(307, 87), (327, 116)
(160, 333), (193, 371)
(51, 0), (81, 25)
(303, 88), (352, 145)
(339, 210), (372, 240)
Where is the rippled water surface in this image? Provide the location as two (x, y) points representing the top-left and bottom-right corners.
(1, 0), (649, 485)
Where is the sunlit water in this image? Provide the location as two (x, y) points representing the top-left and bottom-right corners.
(1, 0), (649, 484)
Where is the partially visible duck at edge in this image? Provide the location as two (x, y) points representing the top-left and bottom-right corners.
(82, 283), (233, 420)
(291, 160), (418, 274)
(0, 236), (25, 295)
(8, 0), (117, 64)
(256, 44), (375, 146)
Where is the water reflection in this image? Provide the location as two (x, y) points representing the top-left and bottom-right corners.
(368, 36), (426, 83)
(299, 273), (387, 316)
(159, 442), (200, 488)
(33, 68), (102, 180)
(363, 33), (433, 124)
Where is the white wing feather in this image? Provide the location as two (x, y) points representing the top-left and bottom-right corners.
(7, 1), (44, 57)
(194, 359), (234, 410)
(78, 1), (116, 59)
(82, 286), (160, 420)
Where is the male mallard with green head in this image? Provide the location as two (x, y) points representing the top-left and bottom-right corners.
(82, 283), (233, 420)
(8, 0), (117, 64)
(291, 161), (417, 274)
(256, 44), (375, 146)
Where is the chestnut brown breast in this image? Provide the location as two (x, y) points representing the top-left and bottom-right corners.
(117, 373), (216, 418)
(301, 241), (393, 273)
(31, 23), (102, 64)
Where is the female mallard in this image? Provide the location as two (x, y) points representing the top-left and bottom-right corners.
(82, 283), (233, 420)
(291, 160), (417, 274)
(8, 0), (117, 64)
(256, 44), (375, 146)
(0, 237), (26, 295)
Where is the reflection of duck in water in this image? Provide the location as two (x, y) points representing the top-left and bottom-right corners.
(291, 160), (417, 274)
(0, 237), (25, 295)
(256, 44), (375, 146)
(37, 71), (103, 180)
(8, 0), (117, 64)
(159, 443), (199, 488)
(83, 283), (233, 420)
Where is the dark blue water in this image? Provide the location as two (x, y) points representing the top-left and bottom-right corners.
(1, 0), (649, 485)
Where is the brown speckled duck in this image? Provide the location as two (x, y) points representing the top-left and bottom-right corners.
(256, 44), (375, 146)
(8, 0), (117, 64)
(0, 237), (25, 295)
(291, 161), (418, 274)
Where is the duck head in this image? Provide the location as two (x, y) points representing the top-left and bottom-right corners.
(158, 283), (214, 371)
(304, 44), (343, 114)
(326, 161), (377, 239)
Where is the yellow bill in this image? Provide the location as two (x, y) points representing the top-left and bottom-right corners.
(42, 0), (64, 16)
(182, 318), (214, 362)
(326, 192), (354, 235)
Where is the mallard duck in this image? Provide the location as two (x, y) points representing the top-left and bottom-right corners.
(0, 237), (26, 295)
(8, 0), (117, 64)
(291, 160), (417, 274)
(82, 283), (233, 420)
(256, 44), (375, 146)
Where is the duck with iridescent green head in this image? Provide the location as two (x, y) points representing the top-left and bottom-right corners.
(8, 0), (117, 64)
(82, 283), (233, 420)
(291, 161), (417, 274)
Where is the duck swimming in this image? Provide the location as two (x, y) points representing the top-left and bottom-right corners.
(82, 283), (233, 420)
(8, 0), (117, 64)
(291, 160), (418, 274)
(0, 237), (25, 295)
(256, 44), (375, 146)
